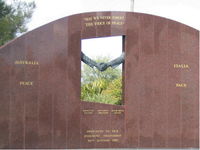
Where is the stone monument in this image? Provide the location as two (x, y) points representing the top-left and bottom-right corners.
(0, 12), (199, 149)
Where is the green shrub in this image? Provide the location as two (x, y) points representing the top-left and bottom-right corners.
(81, 56), (123, 105)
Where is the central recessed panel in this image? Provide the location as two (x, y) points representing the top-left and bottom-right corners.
(81, 36), (123, 105)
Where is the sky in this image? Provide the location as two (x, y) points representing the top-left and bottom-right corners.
(24, 0), (200, 59)
(27, 0), (132, 31)
(27, 0), (200, 31)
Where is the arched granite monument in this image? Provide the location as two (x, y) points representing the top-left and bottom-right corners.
(0, 11), (199, 149)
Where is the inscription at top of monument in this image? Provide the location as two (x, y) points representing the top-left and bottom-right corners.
(83, 15), (125, 27)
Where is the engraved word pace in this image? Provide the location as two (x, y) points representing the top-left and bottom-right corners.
(19, 81), (33, 86)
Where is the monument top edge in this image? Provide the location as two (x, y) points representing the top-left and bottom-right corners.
(0, 11), (199, 50)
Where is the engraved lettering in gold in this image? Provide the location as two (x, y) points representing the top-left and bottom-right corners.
(84, 134), (100, 138)
(15, 60), (39, 65)
(112, 16), (124, 20)
(94, 21), (105, 26)
(111, 21), (124, 25)
(87, 139), (95, 142)
(97, 139), (110, 142)
(103, 134), (121, 137)
(84, 129), (121, 143)
(97, 110), (109, 115)
(83, 15), (125, 28)
(111, 109), (124, 115)
(85, 22), (93, 27)
(112, 139), (119, 142)
(174, 64), (189, 69)
(176, 83), (187, 88)
(19, 81), (33, 86)
(84, 17), (92, 21)
(112, 129), (119, 133)
(83, 109), (94, 115)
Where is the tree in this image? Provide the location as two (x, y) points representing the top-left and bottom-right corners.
(81, 56), (123, 105)
(0, 0), (35, 46)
